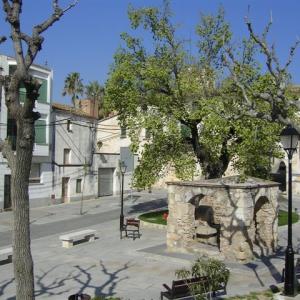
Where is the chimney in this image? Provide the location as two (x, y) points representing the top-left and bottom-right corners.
(78, 98), (98, 118)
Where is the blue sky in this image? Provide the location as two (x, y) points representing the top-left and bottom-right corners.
(0, 0), (299, 105)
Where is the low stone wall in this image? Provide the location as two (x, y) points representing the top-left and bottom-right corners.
(166, 176), (280, 262)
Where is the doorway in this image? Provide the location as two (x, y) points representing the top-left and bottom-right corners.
(62, 177), (70, 203)
(98, 168), (114, 196)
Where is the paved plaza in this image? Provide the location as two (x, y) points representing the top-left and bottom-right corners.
(1, 190), (300, 299)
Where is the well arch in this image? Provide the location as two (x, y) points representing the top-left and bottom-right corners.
(166, 176), (280, 262)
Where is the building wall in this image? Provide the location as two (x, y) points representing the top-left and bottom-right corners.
(0, 55), (53, 209)
(52, 111), (97, 203)
(96, 115), (139, 194)
(271, 147), (300, 195)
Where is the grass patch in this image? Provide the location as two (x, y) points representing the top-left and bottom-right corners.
(278, 209), (299, 226)
(227, 289), (275, 299)
(138, 210), (168, 225)
(92, 297), (120, 300)
(138, 209), (299, 227)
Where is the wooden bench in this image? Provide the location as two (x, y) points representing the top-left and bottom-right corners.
(124, 218), (140, 239)
(161, 276), (227, 300)
(0, 247), (12, 265)
(59, 229), (97, 248)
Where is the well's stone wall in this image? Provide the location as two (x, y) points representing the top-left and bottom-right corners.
(166, 176), (280, 262)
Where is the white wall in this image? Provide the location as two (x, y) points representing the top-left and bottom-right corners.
(0, 55), (53, 209)
(52, 111), (97, 203)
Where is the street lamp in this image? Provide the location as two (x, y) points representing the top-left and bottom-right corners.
(119, 161), (127, 239)
(280, 124), (299, 296)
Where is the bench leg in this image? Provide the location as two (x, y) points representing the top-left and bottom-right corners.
(62, 240), (73, 248)
(88, 235), (95, 242)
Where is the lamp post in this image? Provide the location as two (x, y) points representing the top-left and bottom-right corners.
(280, 124), (299, 296)
(119, 161), (127, 239)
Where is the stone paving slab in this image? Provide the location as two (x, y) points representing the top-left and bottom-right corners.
(1, 190), (300, 299)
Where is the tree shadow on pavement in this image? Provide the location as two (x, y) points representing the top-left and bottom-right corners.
(244, 246), (285, 288)
(0, 261), (132, 299)
(72, 260), (132, 298)
(127, 198), (167, 214)
(34, 265), (77, 297)
(0, 277), (15, 298)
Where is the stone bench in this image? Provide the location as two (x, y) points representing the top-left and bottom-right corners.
(59, 229), (97, 248)
(0, 247), (12, 264)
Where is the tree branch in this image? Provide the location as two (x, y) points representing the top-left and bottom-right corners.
(0, 139), (15, 168)
(245, 18), (277, 80)
(3, 0), (26, 71)
(23, 0), (79, 68)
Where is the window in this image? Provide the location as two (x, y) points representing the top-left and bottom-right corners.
(29, 164), (40, 183)
(76, 179), (82, 193)
(67, 120), (72, 132)
(120, 127), (126, 139)
(19, 82), (26, 103)
(35, 119), (47, 144)
(9, 66), (48, 104)
(63, 148), (71, 165)
(37, 79), (48, 103)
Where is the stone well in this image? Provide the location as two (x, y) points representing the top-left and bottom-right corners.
(166, 176), (280, 262)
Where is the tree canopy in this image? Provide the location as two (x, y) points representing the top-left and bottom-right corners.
(62, 72), (84, 107)
(105, 1), (297, 189)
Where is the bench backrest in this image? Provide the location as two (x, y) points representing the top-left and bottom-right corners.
(126, 219), (140, 227)
(171, 277), (208, 296)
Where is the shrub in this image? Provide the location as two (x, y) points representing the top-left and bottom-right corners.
(175, 258), (230, 299)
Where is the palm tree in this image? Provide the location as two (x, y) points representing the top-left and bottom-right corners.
(85, 81), (105, 118)
(62, 72), (84, 107)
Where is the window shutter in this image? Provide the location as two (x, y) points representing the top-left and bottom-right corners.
(19, 82), (26, 103)
(35, 120), (46, 144)
(37, 79), (47, 103)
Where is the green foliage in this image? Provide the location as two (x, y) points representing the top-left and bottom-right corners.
(139, 210), (168, 225)
(62, 72), (84, 107)
(196, 6), (231, 68)
(85, 81), (107, 118)
(175, 258), (230, 299)
(105, 2), (286, 188)
(278, 210), (299, 226)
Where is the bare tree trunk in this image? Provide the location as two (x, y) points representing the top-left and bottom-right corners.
(11, 121), (35, 299)
(189, 122), (230, 179)
(11, 167), (34, 299)
(0, 2), (79, 298)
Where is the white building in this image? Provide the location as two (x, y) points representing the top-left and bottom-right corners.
(0, 55), (53, 209)
(51, 103), (98, 203)
(94, 114), (138, 196)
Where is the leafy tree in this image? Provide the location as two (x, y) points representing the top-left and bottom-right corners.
(85, 80), (105, 118)
(62, 71), (84, 107)
(105, 2), (283, 189)
(0, 1), (78, 299)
